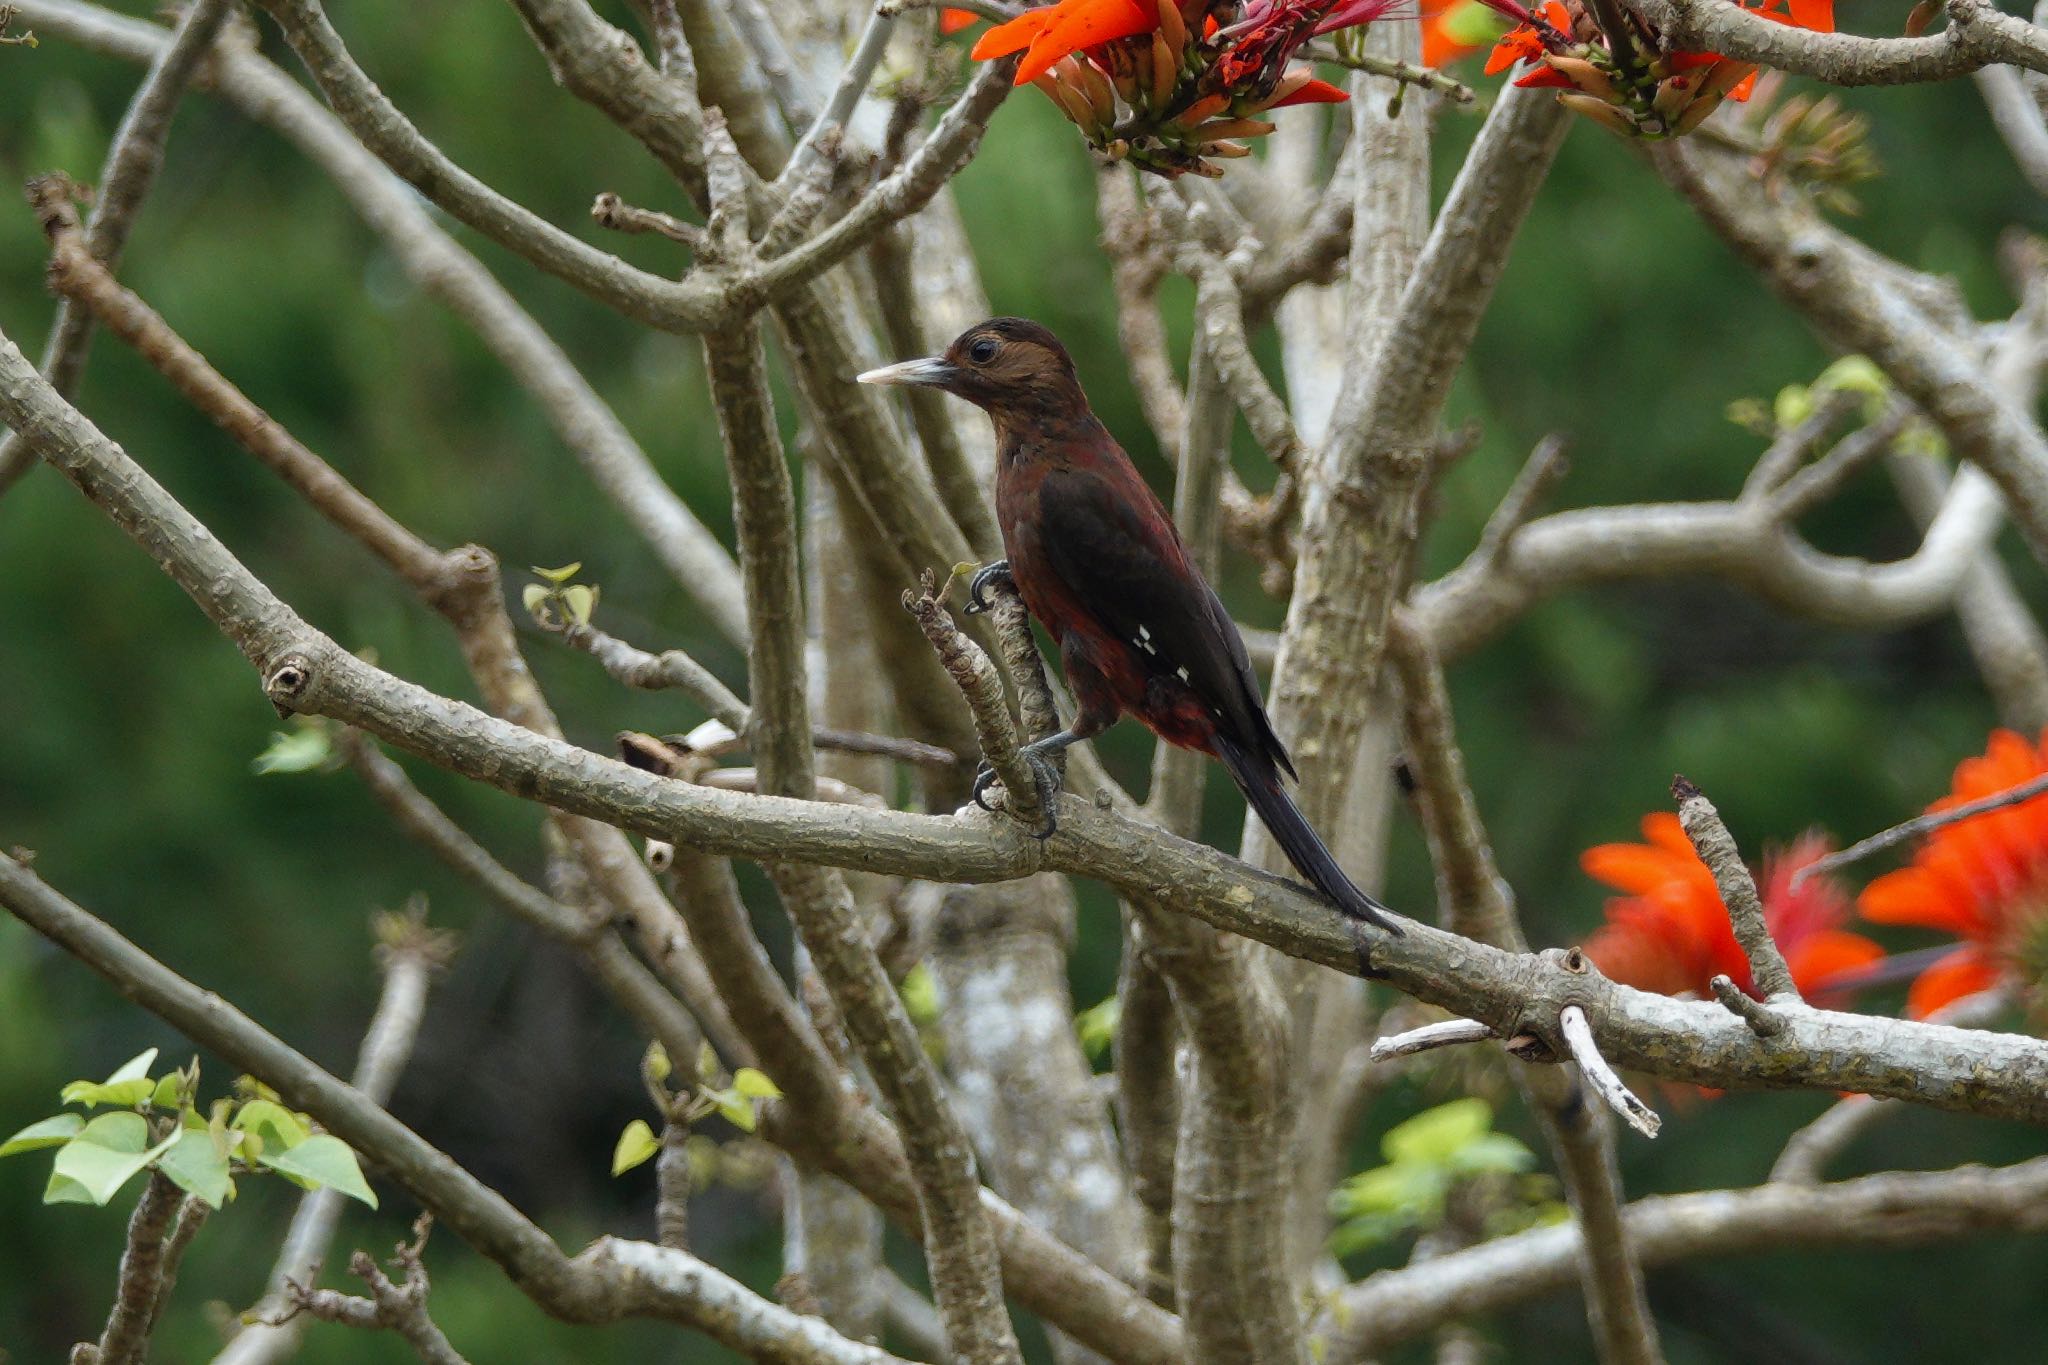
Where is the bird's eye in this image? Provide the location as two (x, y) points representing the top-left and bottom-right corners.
(967, 337), (999, 364)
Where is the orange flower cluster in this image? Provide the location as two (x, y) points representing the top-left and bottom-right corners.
(961, 0), (1376, 177)
(1859, 730), (2048, 1019)
(1581, 813), (1881, 1003)
(1480, 0), (1833, 137)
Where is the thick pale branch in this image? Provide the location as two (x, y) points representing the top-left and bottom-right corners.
(11, 327), (2048, 1128)
(0, 855), (902, 1365)
(1638, 0), (2048, 86)
(17, 0), (748, 637)
(1655, 139), (2048, 564)
(218, 910), (444, 1365)
(1327, 1156), (2048, 1360)
(249, 0), (725, 331)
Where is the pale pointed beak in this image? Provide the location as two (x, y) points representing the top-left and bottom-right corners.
(856, 356), (958, 388)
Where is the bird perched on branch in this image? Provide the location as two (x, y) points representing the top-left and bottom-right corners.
(860, 317), (1399, 933)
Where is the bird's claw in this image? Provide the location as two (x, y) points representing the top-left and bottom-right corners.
(964, 559), (1014, 616)
(969, 748), (1062, 840)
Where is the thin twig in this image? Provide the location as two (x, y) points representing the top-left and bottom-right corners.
(905, 572), (1045, 830)
(1368, 1017), (1497, 1061)
(1472, 435), (1571, 567)
(284, 1217), (470, 1365)
(1797, 770), (2048, 887)
(780, 5), (896, 189)
(590, 191), (706, 248)
(1301, 42), (1477, 103)
(548, 621), (956, 768)
(1559, 1006), (1662, 1139)
(0, 0), (230, 497)
(1673, 775), (1798, 1001)
(217, 903), (448, 1365)
(1709, 974), (1786, 1037)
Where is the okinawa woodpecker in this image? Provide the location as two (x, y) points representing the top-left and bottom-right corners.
(860, 317), (1399, 933)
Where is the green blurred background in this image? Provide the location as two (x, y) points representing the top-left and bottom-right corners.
(2, 1), (2044, 1360)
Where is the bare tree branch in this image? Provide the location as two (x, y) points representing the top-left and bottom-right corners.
(1325, 1155), (2048, 1361)
(217, 906), (447, 1365)
(248, 0), (725, 330)
(0, 854), (907, 1365)
(1673, 776), (1799, 1001)
(0, 0), (231, 496)
(1637, 0), (2048, 87)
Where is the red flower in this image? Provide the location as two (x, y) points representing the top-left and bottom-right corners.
(972, 0), (1163, 84)
(1481, 0), (1832, 137)
(1583, 813), (1882, 1003)
(941, 8), (982, 33)
(1858, 730), (2048, 1018)
(970, 0), (1397, 176)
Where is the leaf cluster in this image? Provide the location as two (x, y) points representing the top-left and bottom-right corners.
(0, 1049), (377, 1212)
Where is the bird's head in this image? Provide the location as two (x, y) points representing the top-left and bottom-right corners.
(858, 317), (1087, 422)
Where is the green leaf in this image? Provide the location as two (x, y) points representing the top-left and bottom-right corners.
(1383, 1098), (1493, 1166)
(643, 1039), (672, 1085)
(45, 1119), (177, 1206)
(259, 1135), (377, 1208)
(151, 1074), (184, 1110)
(612, 1119), (660, 1176)
(1329, 1162), (1447, 1220)
(732, 1068), (781, 1101)
(521, 583), (550, 617)
(899, 963), (939, 1025)
(60, 1049), (160, 1109)
(0, 1113), (83, 1157)
(1772, 383), (1815, 432)
(1074, 995), (1120, 1061)
(157, 1128), (233, 1208)
(696, 1041), (721, 1083)
(251, 726), (332, 776)
(232, 1099), (310, 1152)
(1814, 354), (1889, 412)
(561, 583), (597, 625)
(712, 1091), (757, 1133)
(1327, 1210), (1411, 1257)
(1446, 1132), (1536, 1177)
(532, 562), (582, 584)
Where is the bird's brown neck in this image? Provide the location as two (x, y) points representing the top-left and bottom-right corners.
(992, 402), (1116, 481)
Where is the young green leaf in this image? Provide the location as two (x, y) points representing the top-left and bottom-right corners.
(1074, 995), (1120, 1061)
(1382, 1098), (1492, 1167)
(45, 1123), (178, 1207)
(713, 1092), (757, 1133)
(612, 1119), (661, 1176)
(899, 963), (939, 1024)
(644, 1040), (672, 1085)
(731, 1068), (781, 1101)
(232, 1099), (311, 1152)
(561, 583), (597, 625)
(250, 726), (333, 776)
(260, 1135), (377, 1208)
(59, 1049), (160, 1110)
(532, 562), (582, 584)
(0, 1113), (84, 1157)
(157, 1128), (233, 1208)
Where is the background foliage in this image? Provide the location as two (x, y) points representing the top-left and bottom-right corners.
(1, 2), (2043, 1358)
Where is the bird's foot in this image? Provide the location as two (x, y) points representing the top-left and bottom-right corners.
(964, 559), (1014, 615)
(970, 744), (1064, 840)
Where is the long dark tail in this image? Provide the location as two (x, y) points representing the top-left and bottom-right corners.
(1213, 735), (1402, 934)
